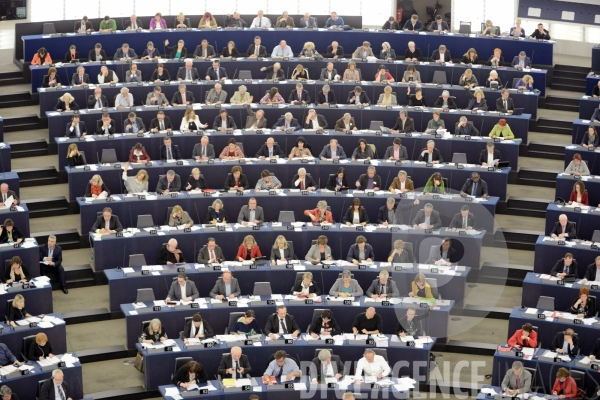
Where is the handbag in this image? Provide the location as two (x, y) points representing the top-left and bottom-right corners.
(134, 351), (145, 373)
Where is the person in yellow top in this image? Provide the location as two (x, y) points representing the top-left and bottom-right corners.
(489, 119), (515, 139)
(408, 273), (434, 298)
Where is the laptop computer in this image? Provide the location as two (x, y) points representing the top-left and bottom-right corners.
(512, 108), (524, 115)
(497, 161), (510, 168)
(379, 126), (391, 134)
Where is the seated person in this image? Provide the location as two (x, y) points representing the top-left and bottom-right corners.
(221, 139), (245, 161)
(270, 235), (296, 265)
(459, 69), (478, 88)
(97, 65), (118, 84)
(389, 170), (414, 193)
(409, 273), (433, 298)
(482, 20), (500, 36)
(346, 235), (374, 263)
(264, 306), (301, 338)
(583, 257), (600, 282)
(66, 143), (85, 167)
(320, 63), (338, 80)
(426, 237), (457, 264)
(236, 235), (262, 262)
(255, 170), (281, 191)
(405, 41), (422, 61)
(564, 153), (590, 176)
(487, 48), (505, 68)
(304, 109), (327, 130)
(551, 329), (579, 357)
(375, 65), (394, 83)
(186, 168), (207, 191)
(342, 199), (369, 226)
(205, 199), (228, 224)
(497, 90), (514, 113)
(479, 142), (501, 166)
(165, 273), (199, 302)
(156, 238), (186, 264)
(455, 117), (480, 136)
(218, 346), (253, 380)
(428, 15), (449, 32)
(263, 350), (301, 383)
(305, 235), (333, 262)
(304, 201), (333, 224)
(0, 219), (24, 244)
(43, 67), (61, 88)
(413, 204), (443, 230)
(291, 272), (321, 297)
(407, 87), (428, 106)
(512, 51), (532, 68)
(129, 143), (151, 163)
(460, 48), (479, 64)
(230, 310), (260, 335)
(552, 368), (577, 399)
(581, 125), (599, 148)
(449, 205), (476, 229)
(329, 269), (364, 297)
(550, 214), (576, 239)
(569, 287), (596, 318)
(326, 167), (349, 191)
(346, 86), (370, 105)
(388, 239), (413, 263)
(220, 41), (240, 58)
(590, 338), (600, 360)
(172, 361), (208, 389)
(29, 332), (53, 362)
(485, 70), (503, 88)
(467, 89), (487, 111)
(489, 119), (515, 139)
(95, 113), (116, 135)
(343, 61), (361, 81)
(352, 307), (382, 335)
(378, 197), (419, 226)
(123, 112), (146, 133)
(380, 41), (396, 60)
(355, 349), (391, 382)
(8, 294), (33, 327)
(224, 165), (249, 191)
(501, 361), (531, 395)
(309, 310), (341, 338)
(309, 349), (345, 384)
(160, 137), (182, 160)
(237, 198), (264, 225)
(403, 14), (423, 31)
(316, 85), (337, 105)
(156, 170), (182, 194)
(213, 109), (237, 131)
(172, 84), (195, 106)
(366, 270), (399, 298)
(273, 113), (301, 131)
(508, 323), (538, 348)
(205, 83), (227, 104)
(289, 82), (310, 104)
(197, 238), (225, 263)
(31, 47), (52, 65)
(54, 93), (79, 112)
(402, 64), (421, 83)
(231, 86), (251, 105)
(145, 86), (169, 106)
(433, 91), (457, 109)
(431, 45), (452, 63)
(3, 256), (30, 283)
(260, 63), (286, 80)
(85, 175), (110, 198)
(394, 304), (434, 336)
(424, 172), (445, 194)
(391, 112), (415, 134)
(460, 173), (489, 199)
(569, 181), (588, 205)
(335, 113), (358, 132)
(289, 137), (312, 158)
(355, 166), (381, 190)
(352, 41), (374, 58)
(183, 313), (214, 343)
(209, 271), (241, 300)
(291, 168), (316, 190)
(260, 87), (285, 104)
(427, 111), (446, 131)
(256, 138), (284, 159)
(0, 342), (22, 367)
(377, 85), (397, 105)
(91, 207), (123, 233)
(164, 40), (186, 60)
(515, 75), (534, 91)
(319, 139), (347, 160)
(550, 253), (578, 279)
(140, 318), (168, 342)
(351, 139), (375, 160)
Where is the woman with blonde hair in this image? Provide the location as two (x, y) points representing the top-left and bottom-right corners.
(54, 92), (79, 112)
(29, 332), (54, 361)
(482, 20), (498, 36)
(467, 89), (487, 111)
(85, 174), (110, 198)
(299, 42), (320, 59)
(343, 61), (361, 81)
(66, 143), (84, 167)
(175, 12), (188, 28)
(292, 271), (321, 297)
(388, 239), (412, 263)
(236, 235), (262, 262)
(9, 294), (34, 327)
(460, 48), (479, 64)
(206, 199), (227, 223)
(3, 256), (29, 283)
(140, 318), (168, 343)
(459, 69), (478, 88)
(121, 162), (148, 193)
(515, 74), (534, 91)
(377, 85), (397, 105)
(270, 235), (295, 264)
(180, 108), (207, 131)
(409, 273), (433, 298)
(169, 205), (194, 228)
(230, 85), (251, 104)
(485, 70), (502, 88)
(292, 64), (309, 80)
(221, 41), (240, 58)
(186, 167), (207, 191)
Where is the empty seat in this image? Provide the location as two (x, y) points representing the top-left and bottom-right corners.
(452, 153), (467, 164)
(129, 254), (147, 268)
(591, 230), (600, 243)
(512, 78), (520, 88)
(42, 23), (56, 34)
(369, 121), (384, 131)
(458, 21), (471, 34)
(136, 288), (155, 302)
(79, 150), (88, 164)
(372, 348), (388, 361)
(253, 282), (272, 295)
(101, 148), (118, 163)
(278, 211), (295, 222)
(137, 214), (154, 229)
(239, 70), (252, 79)
(21, 334), (37, 361)
(432, 71), (447, 84)
(426, 278), (440, 299)
(226, 312), (246, 334)
(536, 296), (554, 310)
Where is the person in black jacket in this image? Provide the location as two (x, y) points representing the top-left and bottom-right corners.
(326, 167), (348, 191)
(550, 254), (578, 279)
(160, 137), (182, 160)
(418, 141), (443, 163)
(8, 294), (32, 327)
(95, 113), (116, 135)
(42, 67), (61, 88)
(88, 88), (108, 109)
(0, 220), (24, 245)
(255, 138), (284, 159)
(309, 310), (341, 338)
(394, 305), (434, 336)
(316, 85), (337, 105)
(164, 39), (187, 59)
(150, 111), (173, 132)
(88, 44), (107, 61)
(569, 287), (596, 318)
(589, 338), (600, 360)
(479, 142), (501, 166)
(325, 42), (344, 59)
(205, 199), (228, 224)
(172, 361), (208, 388)
(377, 197), (419, 225)
(218, 347), (253, 379)
(85, 175), (110, 198)
(355, 166), (382, 191)
(382, 17), (400, 30)
(246, 36), (267, 58)
(224, 166), (249, 191)
(64, 45), (79, 63)
(260, 63), (286, 80)
(550, 214), (576, 240)
(182, 313), (214, 343)
(54, 93), (80, 112)
(3, 256), (29, 283)
(91, 208), (123, 233)
(0, 385), (20, 400)
(433, 91), (457, 109)
(264, 305), (301, 338)
(39, 370), (70, 400)
(156, 239), (186, 265)
(186, 168), (207, 191)
(551, 329), (579, 357)
(150, 64), (172, 82)
(584, 258), (600, 282)
(342, 198), (369, 225)
(291, 272), (321, 297)
(28, 332), (53, 361)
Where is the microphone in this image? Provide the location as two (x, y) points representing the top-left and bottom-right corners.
(121, 244), (126, 273)
(320, 271), (325, 296)
(286, 67), (289, 80)
(530, 50), (535, 66)
(318, 177), (321, 192)
(577, 216), (582, 240)
(479, 119), (484, 137)
(339, 199), (346, 224)
(195, 203), (201, 225)
(97, 151), (101, 164)
(427, 44), (430, 61)
(450, 67), (455, 86)
(0, 146), (5, 177)
(128, 204), (134, 228)
(410, 137), (418, 160)
(232, 68), (237, 80)
(215, 41), (219, 58)
(449, 172), (453, 195)
(574, 126), (582, 145)
(164, 276), (170, 298)
(339, 237), (342, 260)
(384, 170), (391, 191)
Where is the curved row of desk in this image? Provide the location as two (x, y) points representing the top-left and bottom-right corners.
(534, 236), (600, 277)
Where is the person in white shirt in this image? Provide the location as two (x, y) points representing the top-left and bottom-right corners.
(354, 349), (391, 383)
(115, 87), (134, 109)
(271, 40), (293, 58)
(97, 65), (118, 84)
(250, 10), (271, 28)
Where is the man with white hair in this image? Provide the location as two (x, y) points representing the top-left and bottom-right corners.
(273, 112), (300, 131)
(39, 234), (68, 294)
(291, 168), (316, 191)
(0, 183), (18, 205)
(39, 369), (72, 400)
(97, 65), (118, 84)
(551, 214), (576, 239)
(157, 238), (186, 264)
(455, 116), (480, 136)
(71, 65), (90, 85)
(271, 40), (293, 58)
(251, 10), (271, 28)
(310, 349), (345, 383)
(354, 348), (391, 383)
(218, 346), (253, 378)
(156, 169), (182, 194)
(177, 60), (200, 81)
(260, 62), (285, 80)
(115, 87), (133, 109)
(355, 166), (381, 191)
(366, 270), (399, 298)
(412, 203), (442, 230)
(300, 12), (318, 28)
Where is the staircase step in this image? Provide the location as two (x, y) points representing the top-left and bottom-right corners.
(10, 139), (48, 156)
(555, 64), (592, 74)
(551, 77), (586, 88)
(527, 150), (565, 160)
(535, 119), (573, 135)
(494, 228), (543, 250)
(32, 229), (80, 250)
(518, 168), (558, 181)
(506, 196), (551, 211)
(77, 345), (136, 364)
(22, 197), (70, 218)
(0, 78), (26, 86)
(478, 262), (533, 286)
(86, 387), (156, 400)
(63, 308), (112, 325)
(14, 166), (58, 187)
(2, 115), (40, 133)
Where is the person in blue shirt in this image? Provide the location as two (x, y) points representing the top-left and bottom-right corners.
(271, 40), (293, 58)
(325, 12), (344, 29)
(263, 350), (301, 383)
(0, 343), (21, 367)
(515, 75), (534, 91)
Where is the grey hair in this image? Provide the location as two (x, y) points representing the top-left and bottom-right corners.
(424, 203), (433, 209)
(318, 349), (331, 361)
(48, 234), (57, 240)
(178, 83), (186, 89)
(400, 110), (408, 117)
(317, 200), (327, 209)
(512, 361), (523, 370)
(323, 84), (330, 90)
(341, 270), (352, 278)
(364, 348), (376, 356)
(379, 270), (389, 278)
(298, 167), (306, 174)
(367, 166), (376, 172)
(490, 70), (498, 77)
(459, 116), (467, 122)
(284, 112), (293, 118)
(441, 90), (450, 97)
(168, 238), (177, 246)
(343, 113), (351, 119)
(398, 170), (407, 176)
(0, 386), (12, 395)
(166, 170), (175, 176)
(238, 85), (247, 92)
(52, 369), (64, 378)
(296, 82), (303, 88)
(386, 197), (395, 205)
(274, 62), (281, 68)
(408, 41), (415, 46)
(427, 140), (435, 146)
(120, 87), (129, 93)
(382, 42), (391, 49)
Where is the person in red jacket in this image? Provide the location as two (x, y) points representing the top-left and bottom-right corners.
(508, 323), (538, 348)
(304, 200), (334, 223)
(32, 47), (52, 65)
(569, 181), (589, 206)
(552, 367), (578, 398)
(129, 143), (151, 163)
(236, 235), (262, 262)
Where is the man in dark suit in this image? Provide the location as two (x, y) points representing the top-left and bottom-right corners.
(197, 238), (225, 263)
(113, 44), (138, 60)
(448, 205), (476, 229)
(299, 13), (318, 28)
(193, 41), (216, 58)
(209, 270), (241, 299)
(149, 111), (173, 132)
(256, 137), (284, 158)
(403, 14), (423, 31)
(65, 115), (87, 137)
(177, 61), (200, 81)
(427, 15), (449, 32)
(412, 203), (442, 229)
(303, 109), (327, 129)
(584, 257), (600, 282)
(550, 253), (578, 279)
(95, 113), (116, 135)
(218, 347), (253, 379)
(88, 44), (107, 62)
(511, 51), (532, 68)
(291, 168), (316, 190)
(391, 110), (415, 133)
(272, 113), (300, 131)
(383, 138), (409, 160)
(88, 87), (108, 109)
(123, 112), (146, 133)
(455, 117), (480, 136)
(192, 136), (216, 160)
(366, 271), (400, 298)
(91, 207), (123, 233)
(171, 84), (195, 106)
(288, 83), (311, 105)
(355, 166), (382, 190)
(426, 237), (457, 264)
(551, 330), (579, 357)
(479, 142), (501, 166)
(319, 139), (346, 160)
(317, 86), (337, 105)
(496, 90), (515, 113)
(160, 138), (182, 161)
(165, 273), (199, 301)
(320, 63), (338, 80)
(260, 63), (286, 80)
(246, 36), (267, 58)
(431, 45), (452, 63)
(346, 87), (370, 105)
(237, 198), (264, 225)
(377, 197), (419, 225)
(39, 234), (67, 294)
(264, 305), (301, 338)
(39, 369), (71, 400)
(460, 173), (489, 199)
(71, 66), (90, 85)
(418, 140), (443, 163)
(325, 42), (344, 58)
(529, 23), (550, 40)
(205, 60), (227, 81)
(124, 14), (143, 30)
(551, 214), (577, 240)
(74, 16), (94, 32)
(309, 350), (345, 383)
(212, 109), (237, 131)
(156, 170), (181, 194)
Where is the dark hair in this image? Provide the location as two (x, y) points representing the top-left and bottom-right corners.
(228, 138), (237, 145)
(185, 361), (202, 373)
(321, 310), (333, 319)
(351, 198), (362, 210)
(10, 256), (21, 265)
(336, 167), (346, 176)
(573, 153), (582, 161)
(192, 313), (202, 322)
(522, 323), (533, 332)
(219, 109), (228, 115)
(231, 165), (242, 173)
(261, 170), (270, 178)
(177, 272), (187, 280)
(296, 137), (306, 146)
(3, 219), (14, 227)
(268, 87), (279, 99)
(393, 137), (402, 145)
(428, 172), (443, 184)
(274, 350), (287, 360)
(245, 310), (255, 318)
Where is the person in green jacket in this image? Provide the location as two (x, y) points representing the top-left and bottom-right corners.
(423, 172), (445, 194)
(99, 15), (117, 32)
(489, 119), (515, 139)
(427, 110), (446, 130)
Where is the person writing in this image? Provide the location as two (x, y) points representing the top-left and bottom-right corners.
(28, 333), (53, 361)
(309, 310), (341, 338)
(172, 361), (208, 388)
(3, 256), (29, 283)
(552, 368), (577, 399)
(501, 361), (531, 395)
(140, 318), (167, 343)
(394, 304), (435, 337)
(9, 294), (36, 328)
(329, 270), (364, 297)
(182, 313), (214, 343)
(230, 310), (260, 335)
(507, 323), (538, 349)
(408, 273), (433, 298)
(291, 272), (321, 297)
(551, 329), (579, 356)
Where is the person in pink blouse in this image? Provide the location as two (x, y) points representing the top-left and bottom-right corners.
(219, 138), (245, 160)
(260, 87), (285, 104)
(150, 13), (168, 29)
(375, 65), (394, 83)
